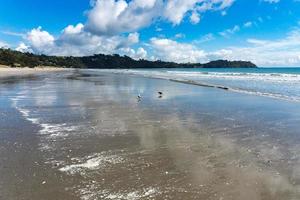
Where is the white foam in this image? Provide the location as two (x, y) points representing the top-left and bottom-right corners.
(97, 69), (300, 84)
(27, 117), (40, 124)
(18, 108), (30, 118)
(39, 123), (77, 135)
(78, 186), (159, 200)
(59, 153), (124, 175)
(11, 95), (80, 154)
(105, 188), (158, 200)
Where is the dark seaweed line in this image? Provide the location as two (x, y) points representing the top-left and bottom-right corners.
(170, 79), (229, 90)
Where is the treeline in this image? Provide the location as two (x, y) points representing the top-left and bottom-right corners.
(0, 48), (257, 69)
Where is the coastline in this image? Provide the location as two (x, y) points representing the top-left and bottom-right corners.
(0, 48), (257, 69)
(1, 67), (300, 103)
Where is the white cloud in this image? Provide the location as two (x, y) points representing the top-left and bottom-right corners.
(57, 23), (89, 46)
(27, 26), (55, 52)
(85, 0), (162, 35)
(196, 0), (235, 11)
(119, 47), (147, 60)
(12, 0), (236, 58)
(85, 0), (235, 35)
(15, 42), (32, 53)
(208, 29), (300, 66)
(164, 0), (235, 25)
(244, 21), (253, 28)
(150, 37), (207, 63)
(164, 0), (198, 25)
(1, 30), (25, 38)
(136, 47), (148, 59)
(16, 20), (300, 67)
(127, 32), (139, 44)
(148, 28), (300, 66)
(63, 23), (84, 35)
(194, 33), (215, 43)
(190, 11), (201, 24)
(19, 24), (300, 67)
(0, 41), (9, 48)
(219, 25), (240, 37)
(21, 25), (142, 57)
(175, 33), (185, 39)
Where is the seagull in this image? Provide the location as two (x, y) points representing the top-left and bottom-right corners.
(137, 94), (142, 101)
(158, 91), (163, 98)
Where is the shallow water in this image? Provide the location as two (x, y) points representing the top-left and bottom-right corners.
(1, 70), (300, 200)
(96, 68), (300, 102)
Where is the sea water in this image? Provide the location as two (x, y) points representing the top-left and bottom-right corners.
(95, 68), (300, 102)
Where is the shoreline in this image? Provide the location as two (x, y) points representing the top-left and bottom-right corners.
(84, 69), (300, 103)
(1, 67), (300, 103)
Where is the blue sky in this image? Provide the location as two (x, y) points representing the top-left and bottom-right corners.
(1, 0), (300, 66)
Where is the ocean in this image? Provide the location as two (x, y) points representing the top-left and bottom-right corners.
(96, 68), (300, 102)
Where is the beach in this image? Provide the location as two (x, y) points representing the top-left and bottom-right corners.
(1, 69), (300, 200)
(0, 67), (72, 78)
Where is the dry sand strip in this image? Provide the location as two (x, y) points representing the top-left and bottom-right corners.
(0, 66), (73, 79)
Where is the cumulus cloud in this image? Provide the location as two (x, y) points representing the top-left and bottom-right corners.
(85, 0), (235, 34)
(164, 0), (235, 25)
(63, 23), (84, 35)
(119, 47), (148, 60)
(11, 0), (300, 67)
(16, 19), (300, 67)
(150, 37), (207, 63)
(26, 26), (55, 54)
(136, 47), (148, 59)
(163, 0), (198, 25)
(15, 42), (32, 53)
(127, 32), (139, 44)
(22, 25), (142, 57)
(85, 0), (162, 35)
(13, 0), (236, 60)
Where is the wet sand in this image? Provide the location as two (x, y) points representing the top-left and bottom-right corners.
(1, 70), (300, 200)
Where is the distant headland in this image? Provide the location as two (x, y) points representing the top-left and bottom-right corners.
(0, 48), (257, 69)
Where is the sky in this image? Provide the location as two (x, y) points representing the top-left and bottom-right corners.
(1, 0), (300, 67)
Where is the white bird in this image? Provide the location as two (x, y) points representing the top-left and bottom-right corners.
(137, 94), (142, 101)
